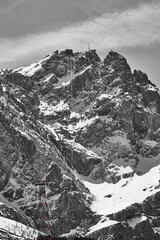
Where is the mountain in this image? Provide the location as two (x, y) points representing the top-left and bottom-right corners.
(0, 49), (160, 239)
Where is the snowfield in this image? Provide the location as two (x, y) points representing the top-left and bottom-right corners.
(83, 165), (160, 216)
(82, 165), (160, 235)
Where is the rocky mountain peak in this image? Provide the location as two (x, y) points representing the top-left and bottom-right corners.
(84, 49), (101, 63)
(0, 48), (160, 239)
(103, 50), (131, 73)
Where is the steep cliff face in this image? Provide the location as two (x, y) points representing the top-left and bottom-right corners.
(0, 49), (160, 239)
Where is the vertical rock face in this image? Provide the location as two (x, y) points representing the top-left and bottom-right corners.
(0, 49), (160, 239)
(104, 50), (131, 73)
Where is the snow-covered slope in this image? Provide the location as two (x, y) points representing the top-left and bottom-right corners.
(83, 165), (160, 216)
(0, 215), (38, 239)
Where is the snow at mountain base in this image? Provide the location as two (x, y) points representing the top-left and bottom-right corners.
(0, 215), (38, 239)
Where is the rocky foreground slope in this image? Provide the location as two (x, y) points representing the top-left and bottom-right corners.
(0, 49), (160, 239)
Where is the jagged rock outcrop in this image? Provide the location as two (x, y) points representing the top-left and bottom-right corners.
(89, 222), (133, 240)
(89, 220), (160, 240)
(134, 69), (149, 86)
(104, 50), (131, 73)
(108, 191), (160, 219)
(6, 72), (34, 91)
(133, 219), (160, 240)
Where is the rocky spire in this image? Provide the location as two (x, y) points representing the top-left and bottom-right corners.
(104, 50), (131, 73)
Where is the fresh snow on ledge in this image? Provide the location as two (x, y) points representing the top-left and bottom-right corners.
(98, 93), (112, 100)
(13, 62), (42, 77)
(12, 53), (52, 77)
(86, 217), (118, 235)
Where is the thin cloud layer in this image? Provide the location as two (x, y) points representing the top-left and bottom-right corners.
(0, 0), (24, 16)
(0, 2), (160, 68)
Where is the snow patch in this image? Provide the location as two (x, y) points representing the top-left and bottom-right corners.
(43, 73), (55, 83)
(14, 63), (42, 77)
(108, 136), (130, 146)
(40, 100), (69, 116)
(143, 140), (158, 147)
(70, 111), (81, 119)
(98, 116), (112, 123)
(56, 75), (71, 87)
(75, 116), (98, 130)
(66, 139), (98, 157)
(60, 229), (78, 238)
(109, 86), (120, 96)
(78, 64), (92, 75)
(87, 217), (118, 235)
(45, 125), (59, 141)
(39, 100), (48, 112)
(68, 116), (98, 133)
(98, 93), (112, 101)
(127, 215), (147, 228)
(147, 84), (157, 92)
(118, 166), (133, 176)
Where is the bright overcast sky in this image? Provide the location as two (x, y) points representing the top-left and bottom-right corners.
(0, 0), (159, 87)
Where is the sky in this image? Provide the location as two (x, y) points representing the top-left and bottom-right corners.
(0, 0), (159, 87)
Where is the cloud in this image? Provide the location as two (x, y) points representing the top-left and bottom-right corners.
(0, 2), (160, 68)
(0, 0), (25, 16)
(72, 0), (160, 16)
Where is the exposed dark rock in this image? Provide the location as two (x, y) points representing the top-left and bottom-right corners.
(134, 69), (149, 86)
(142, 191), (160, 216)
(143, 88), (160, 113)
(6, 72), (34, 91)
(51, 190), (94, 235)
(46, 164), (63, 189)
(71, 67), (99, 98)
(104, 50), (131, 73)
(133, 219), (159, 240)
(152, 217), (160, 227)
(109, 203), (143, 221)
